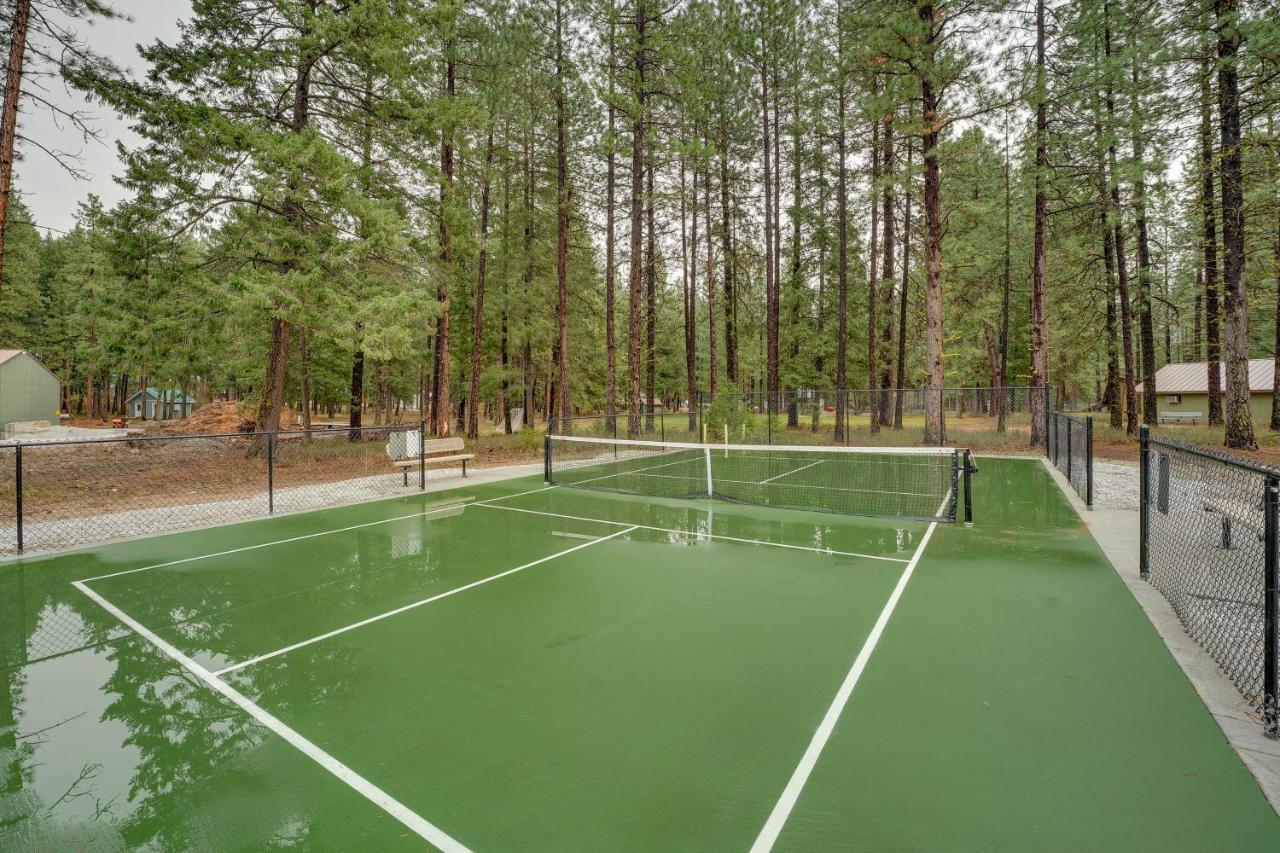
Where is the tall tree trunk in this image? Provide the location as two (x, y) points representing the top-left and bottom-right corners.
(1028, 0), (1048, 447)
(627, 0), (646, 437)
(1216, 0), (1254, 449)
(0, 0), (31, 294)
(704, 134), (718, 399)
(258, 38), (314, 434)
(998, 116), (1012, 431)
(920, 3), (945, 446)
(879, 107), (896, 427)
(1200, 48), (1223, 425)
(1104, 2), (1138, 436)
(813, 131), (827, 432)
(434, 43), (457, 437)
(787, 87), (803, 429)
(895, 114), (912, 430)
(468, 130), (495, 440)
(349, 346), (365, 432)
(682, 152), (698, 433)
(834, 0), (849, 443)
(761, 62), (778, 416)
(867, 86), (881, 435)
(1129, 46), (1156, 426)
(720, 142), (737, 383)
(605, 14), (619, 434)
(298, 328), (311, 433)
(645, 161), (657, 431)
(554, 0), (571, 427)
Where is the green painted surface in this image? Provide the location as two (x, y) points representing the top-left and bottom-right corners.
(1, 462), (1277, 850)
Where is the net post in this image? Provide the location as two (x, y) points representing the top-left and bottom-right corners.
(703, 446), (714, 497)
(1265, 475), (1280, 739)
(267, 431), (275, 515)
(543, 433), (552, 483)
(963, 449), (974, 526)
(949, 451), (958, 522)
(1085, 416), (1094, 509)
(1139, 424), (1149, 580)
(14, 444), (23, 553)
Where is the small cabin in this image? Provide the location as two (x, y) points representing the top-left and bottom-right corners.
(125, 387), (197, 420)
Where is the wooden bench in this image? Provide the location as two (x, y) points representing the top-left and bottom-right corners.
(1158, 411), (1203, 425)
(387, 433), (474, 485)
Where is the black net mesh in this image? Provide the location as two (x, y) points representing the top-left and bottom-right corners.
(546, 435), (960, 522)
(1049, 412), (1093, 507)
(1142, 434), (1279, 734)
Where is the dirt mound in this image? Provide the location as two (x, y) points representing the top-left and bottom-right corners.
(166, 400), (258, 434)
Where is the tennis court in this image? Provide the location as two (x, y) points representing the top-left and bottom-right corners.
(3, 449), (1279, 850)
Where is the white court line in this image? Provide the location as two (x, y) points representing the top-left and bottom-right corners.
(747, 490), (951, 853)
(472, 484), (555, 506)
(77, 502), (473, 584)
(213, 525), (638, 676)
(72, 580), (470, 852)
(758, 460), (825, 485)
(475, 503), (910, 564)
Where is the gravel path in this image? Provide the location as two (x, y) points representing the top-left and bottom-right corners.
(1091, 458), (1139, 510)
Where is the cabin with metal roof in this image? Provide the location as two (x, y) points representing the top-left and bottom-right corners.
(1136, 359), (1276, 424)
(0, 350), (60, 433)
(125, 387), (198, 420)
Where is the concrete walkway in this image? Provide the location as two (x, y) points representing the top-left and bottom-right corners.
(1042, 458), (1280, 814)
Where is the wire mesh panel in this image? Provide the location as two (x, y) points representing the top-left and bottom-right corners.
(0, 425), (436, 556)
(1140, 428), (1279, 736)
(1048, 412), (1093, 507)
(270, 424), (420, 514)
(546, 434), (962, 522)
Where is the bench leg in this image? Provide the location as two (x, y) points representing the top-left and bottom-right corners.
(1222, 517), (1232, 549)
(462, 459), (467, 478)
(403, 468), (408, 487)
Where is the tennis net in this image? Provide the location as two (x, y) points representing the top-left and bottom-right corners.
(544, 435), (971, 523)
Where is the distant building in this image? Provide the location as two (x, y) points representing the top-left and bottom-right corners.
(125, 387), (197, 420)
(1137, 359), (1277, 423)
(0, 350), (60, 433)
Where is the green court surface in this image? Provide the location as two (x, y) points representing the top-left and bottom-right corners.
(2, 458), (1278, 850)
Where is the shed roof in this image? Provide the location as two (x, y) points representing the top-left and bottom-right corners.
(1137, 359), (1275, 394)
(0, 349), (59, 382)
(0, 350), (24, 365)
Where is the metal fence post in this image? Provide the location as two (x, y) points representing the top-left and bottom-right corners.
(15, 444), (23, 553)
(1043, 384), (1051, 448)
(543, 433), (552, 483)
(1085, 416), (1094, 509)
(1265, 475), (1279, 738)
(1139, 424), (1149, 580)
(1066, 416), (1073, 482)
(267, 432), (275, 515)
(962, 449), (974, 526)
(418, 418), (426, 490)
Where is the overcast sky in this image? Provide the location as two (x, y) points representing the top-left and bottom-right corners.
(15, 0), (193, 235)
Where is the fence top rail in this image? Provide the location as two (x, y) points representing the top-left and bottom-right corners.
(699, 384), (1049, 396)
(0, 423), (412, 450)
(1146, 431), (1280, 478)
(1051, 411), (1092, 427)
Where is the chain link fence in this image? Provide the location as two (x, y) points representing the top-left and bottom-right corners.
(0, 423), (441, 556)
(690, 385), (1051, 448)
(1140, 427), (1279, 737)
(1048, 411), (1093, 507)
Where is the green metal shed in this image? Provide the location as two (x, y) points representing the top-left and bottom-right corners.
(0, 350), (60, 432)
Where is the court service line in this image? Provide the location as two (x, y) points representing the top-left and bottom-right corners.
(474, 503), (911, 564)
(212, 525), (639, 676)
(747, 490), (951, 853)
(76, 502), (473, 584)
(757, 460), (825, 485)
(472, 484), (555, 506)
(72, 580), (471, 852)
